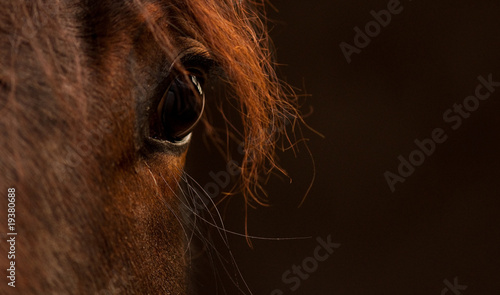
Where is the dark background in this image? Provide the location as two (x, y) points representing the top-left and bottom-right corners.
(187, 0), (500, 294)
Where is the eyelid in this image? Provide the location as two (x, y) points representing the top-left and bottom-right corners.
(176, 38), (215, 74)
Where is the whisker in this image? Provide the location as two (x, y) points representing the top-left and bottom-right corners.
(179, 169), (312, 241)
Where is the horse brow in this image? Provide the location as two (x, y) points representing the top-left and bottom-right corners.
(177, 40), (216, 72)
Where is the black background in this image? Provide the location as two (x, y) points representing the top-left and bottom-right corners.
(187, 0), (500, 294)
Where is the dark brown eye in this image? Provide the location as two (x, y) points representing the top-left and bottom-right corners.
(154, 74), (205, 142)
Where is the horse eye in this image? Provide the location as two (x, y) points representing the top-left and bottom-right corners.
(154, 74), (205, 142)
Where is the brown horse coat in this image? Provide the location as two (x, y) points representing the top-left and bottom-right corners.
(0, 0), (296, 293)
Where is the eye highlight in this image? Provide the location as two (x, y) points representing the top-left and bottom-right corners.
(152, 74), (205, 142)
